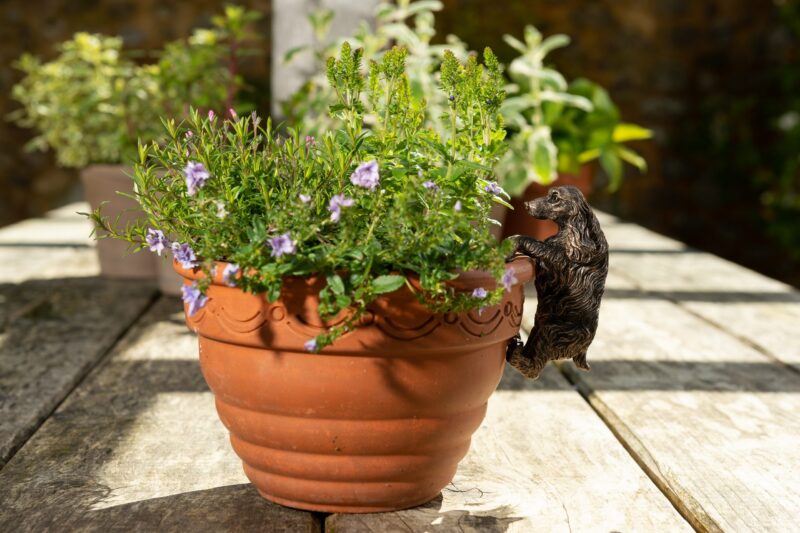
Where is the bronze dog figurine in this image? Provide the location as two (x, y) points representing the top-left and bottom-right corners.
(506, 185), (609, 379)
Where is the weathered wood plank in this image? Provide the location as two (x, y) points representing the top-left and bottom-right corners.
(0, 202), (99, 283)
(600, 213), (800, 371)
(0, 277), (155, 466)
(327, 357), (690, 532)
(0, 202), (156, 466)
(545, 270), (800, 532)
(0, 299), (320, 532)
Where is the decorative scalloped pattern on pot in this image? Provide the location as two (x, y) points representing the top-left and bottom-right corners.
(176, 258), (533, 512)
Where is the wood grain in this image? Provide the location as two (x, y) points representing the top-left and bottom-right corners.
(599, 212), (800, 372)
(546, 269), (800, 532)
(327, 359), (689, 532)
(0, 299), (320, 532)
(0, 203), (156, 467)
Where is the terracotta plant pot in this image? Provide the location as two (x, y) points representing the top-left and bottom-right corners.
(176, 258), (534, 513)
(81, 165), (157, 279)
(502, 165), (593, 240)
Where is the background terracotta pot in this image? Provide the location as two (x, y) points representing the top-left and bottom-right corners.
(81, 165), (157, 279)
(501, 165), (593, 240)
(156, 251), (183, 296)
(176, 258), (534, 513)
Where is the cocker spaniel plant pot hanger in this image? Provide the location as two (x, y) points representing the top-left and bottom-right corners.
(87, 41), (608, 513)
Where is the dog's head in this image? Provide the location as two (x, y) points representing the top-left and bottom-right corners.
(524, 185), (589, 224)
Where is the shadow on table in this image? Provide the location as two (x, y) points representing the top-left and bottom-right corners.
(86, 484), (320, 532)
(498, 358), (800, 392)
(603, 287), (800, 303)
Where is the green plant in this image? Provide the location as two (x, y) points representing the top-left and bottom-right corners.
(9, 5), (261, 168)
(156, 5), (262, 118)
(284, 2), (652, 196)
(499, 25), (652, 194)
(282, 0), (468, 137)
(9, 32), (161, 167)
(89, 44), (515, 350)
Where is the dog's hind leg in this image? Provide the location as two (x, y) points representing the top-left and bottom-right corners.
(572, 351), (591, 371)
(506, 333), (549, 380)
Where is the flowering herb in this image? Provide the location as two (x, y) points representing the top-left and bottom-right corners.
(146, 228), (169, 255)
(268, 232), (296, 257)
(222, 263), (240, 287)
(472, 287), (488, 299)
(183, 161), (211, 195)
(350, 160), (380, 190)
(502, 267), (519, 292)
(172, 242), (198, 269)
(328, 194), (354, 223)
(89, 43), (513, 349)
(181, 283), (208, 316)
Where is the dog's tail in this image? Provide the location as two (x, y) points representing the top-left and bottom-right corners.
(572, 351), (591, 371)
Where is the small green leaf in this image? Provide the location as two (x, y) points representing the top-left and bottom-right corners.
(600, 149), (624, 192)
(326, 273), (345, 295)
(613, 123), (653, 143)
(615, 145), (648, 173)
(372, 275), (406, 294)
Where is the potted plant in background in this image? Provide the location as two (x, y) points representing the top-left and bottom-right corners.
(284, 1), (652, 239)
(9, 32), (161, 279)
(498, 25), (652, 239)
(88, 44), (535, 512)
(8, 5), (260, 285)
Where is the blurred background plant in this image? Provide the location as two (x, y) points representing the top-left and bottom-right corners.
(8, 6), (261, 169)
(156, 5), (262, 119)
(9, 33), (161, 167)
(283, 1), (651, 198)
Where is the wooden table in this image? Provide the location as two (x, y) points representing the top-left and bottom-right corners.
(1, 204), (798, 532)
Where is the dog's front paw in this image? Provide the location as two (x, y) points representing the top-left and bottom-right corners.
(506, 335), (523, 362)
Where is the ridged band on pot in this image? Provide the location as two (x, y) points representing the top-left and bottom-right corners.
(176, 258), (533, 513)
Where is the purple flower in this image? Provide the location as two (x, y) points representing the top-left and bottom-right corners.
(472, 287), (488, 299)
(328, 194), (354, 222)
(304, 338), (318, 352)
(228, 108), (237, 119)
(208, 109), (216, 121)
(305, 135), (316, 147)
(299, 193), (311, 204)
(454, 200), (462, 211)
(350, 160), (380, 190)
(423, 180), (440, 191)
(181, 282), (208, 317)
(484, 181), (504, 195)
(502, 267), (519, 293)
(223, 263), (240, 287)
(183, 161), (210, 196)
(185, 130), (193, 139)
(268, 232), (296, 257)
(172, 242), (198, 269)
(146, 228), (169, 256)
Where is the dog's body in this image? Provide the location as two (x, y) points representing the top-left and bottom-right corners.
(506, 186), (608, 379)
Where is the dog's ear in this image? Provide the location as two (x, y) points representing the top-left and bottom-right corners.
(567, 192), (605, 264)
